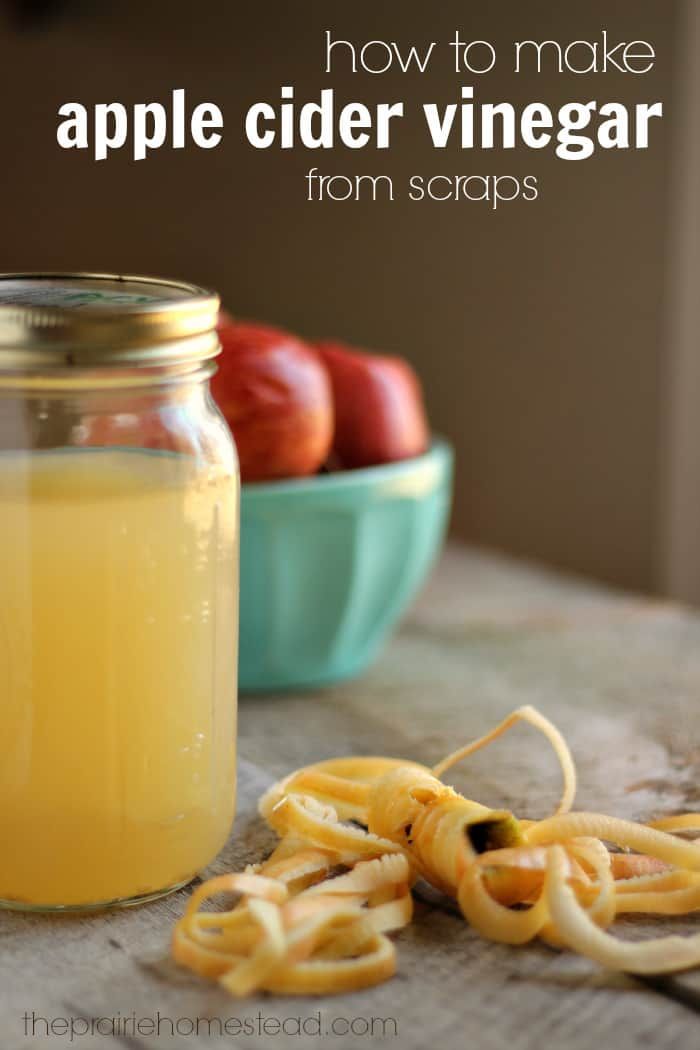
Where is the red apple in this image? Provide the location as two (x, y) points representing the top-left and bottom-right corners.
(213, 320), (334, 482)
(316, 341), (429, 468)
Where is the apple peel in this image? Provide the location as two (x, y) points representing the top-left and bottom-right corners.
(172, 707), (700, 994)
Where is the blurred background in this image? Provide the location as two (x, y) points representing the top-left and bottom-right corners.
(1, 0), (697, 600)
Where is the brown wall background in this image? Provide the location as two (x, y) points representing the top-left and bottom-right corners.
(0, 1), (679, 593)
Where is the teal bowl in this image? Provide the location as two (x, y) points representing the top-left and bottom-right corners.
(239, 439), (453, 692)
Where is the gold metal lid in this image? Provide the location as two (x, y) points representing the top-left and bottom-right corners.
(0, 273), (221, 371)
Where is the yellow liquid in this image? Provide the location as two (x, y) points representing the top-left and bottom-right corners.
(0, 448), (238, 908)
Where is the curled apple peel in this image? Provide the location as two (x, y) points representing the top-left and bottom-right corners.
(172, 706), (700, 995)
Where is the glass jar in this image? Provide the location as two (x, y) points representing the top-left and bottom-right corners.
(0, 274), (239, 911)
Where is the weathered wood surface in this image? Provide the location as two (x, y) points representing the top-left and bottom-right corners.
(1, 543), (698, 1049)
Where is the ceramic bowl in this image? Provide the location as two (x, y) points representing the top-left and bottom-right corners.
(239, 439), (453, 691)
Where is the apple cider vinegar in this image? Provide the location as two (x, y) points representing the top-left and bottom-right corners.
(0, 274), (239, 910)
(0, 450), (238, 908)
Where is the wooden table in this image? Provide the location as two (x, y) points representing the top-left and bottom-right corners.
(2, 544), (699, 1049)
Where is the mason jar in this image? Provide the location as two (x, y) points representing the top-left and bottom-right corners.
(0, 274), (239, 911)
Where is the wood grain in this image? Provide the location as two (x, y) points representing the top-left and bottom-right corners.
(1, 543), (698, 1049)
